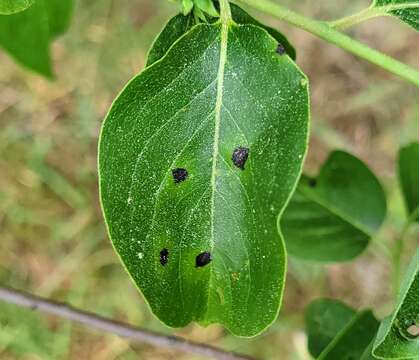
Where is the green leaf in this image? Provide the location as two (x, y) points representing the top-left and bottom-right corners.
(226, 2), (296, 60)
(0, 0), (73, 77)
(281, 150), (387, 262)
(318, 310), (380, 359)
(0, 0), (34, 14)
(99, 22), (309, 336)
(146, 3), (296, 67)
(0, 0), (52, 77)
(399, 143), (419, 222)
(195, 0), (219, 18)
(373, 246), (419, 359)
(372, 0), (419, 31)
(173, 0), (217, 17)
(305, 299), (380, 359)
(44, 0), (74, 37)
(305, 299), (357, 357)
(146, 13), (195, 67)
(182, 0), (194, 15)
(361, 340), (377, 360)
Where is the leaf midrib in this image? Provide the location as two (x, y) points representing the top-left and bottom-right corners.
(206, 18), (230, 320)
(127, 34), (220, 229)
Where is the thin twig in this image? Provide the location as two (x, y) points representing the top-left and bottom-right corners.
(0, 286), (255, 360)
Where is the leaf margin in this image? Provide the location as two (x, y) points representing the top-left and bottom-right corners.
(0, 0), (35, 15)
(373, 246), (419, 359)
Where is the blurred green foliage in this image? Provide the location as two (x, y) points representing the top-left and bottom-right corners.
(0, 0), (74, 77)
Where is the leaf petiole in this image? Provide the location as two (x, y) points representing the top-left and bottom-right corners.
(329, 6), (387, 30)
(329, 3), (419, 30)
(219, 0), (232, 23)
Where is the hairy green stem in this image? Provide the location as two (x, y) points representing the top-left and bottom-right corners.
(330, 3), (419, 30)
(330, 7), (389, 30)
(235, 0), (419, 87)
(220, 0), (232, 22)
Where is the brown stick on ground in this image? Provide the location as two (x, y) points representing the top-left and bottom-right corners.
(0, 286), (256, 360)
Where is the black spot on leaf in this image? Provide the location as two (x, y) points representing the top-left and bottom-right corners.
(232, 147), (249, 170)
(160, 248), (169, 266)
(308, 178), (317, 188)
(276, 44), (286, 56)
(172, 168), (188, 184)
(196, 252), (212, 267)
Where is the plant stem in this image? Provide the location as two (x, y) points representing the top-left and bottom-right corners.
(235, 0), (419, 87)
(329, 7), (386, 30)
(0, 286), (255, 360)
(392, 207), (419, 297)
(329, 3), (419, 30)
(220, 0), (232, 23)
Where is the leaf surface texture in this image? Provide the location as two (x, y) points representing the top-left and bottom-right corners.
(99, 21), (309, 336)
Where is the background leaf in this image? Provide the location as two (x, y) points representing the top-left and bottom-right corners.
(44, 0), (74, 38)
(373, 246), (419, 359)
(399, 142), (419, 222)
(182, 0), (194, 15)
(305, 298), (356, 357)
(0, 0), (51, 77)
(360, 340), (377, 360)
(0, 0), (73, 77)
(305, 298), (380, 359)
(372, 0), (419, 31)
(281, 150), (387, 262)
(318, 310), (379, 360)
(0, 0), (34, 14)
(146, 3), (296, 67)
(195, 0), (219, 18)
(99, 22), (309, 336)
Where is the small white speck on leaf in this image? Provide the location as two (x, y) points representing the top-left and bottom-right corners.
(407, 324), (419, 337)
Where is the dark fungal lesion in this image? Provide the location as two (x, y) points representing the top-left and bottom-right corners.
(196, 252), (212, 267)
(172, 168), (188, 184)
(308, 178), (317, 188)
(160, 248), (169, 266)
(276, 43), (286, 56)
(232, 147), (249, 170)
